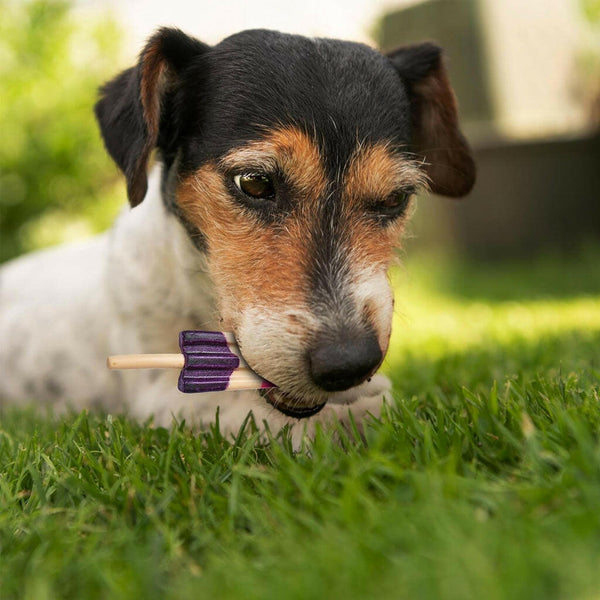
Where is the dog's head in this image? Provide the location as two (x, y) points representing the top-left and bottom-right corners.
(96, 28), (475, 415)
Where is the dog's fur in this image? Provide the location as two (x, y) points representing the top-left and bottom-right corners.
(0, 29), (475, 442)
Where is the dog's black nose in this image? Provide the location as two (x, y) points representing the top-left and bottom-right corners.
(308, 329), (382, 392)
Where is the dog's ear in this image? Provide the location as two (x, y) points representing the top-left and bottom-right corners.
(387, 42), (476, 197)
(95, 28), (209, 206)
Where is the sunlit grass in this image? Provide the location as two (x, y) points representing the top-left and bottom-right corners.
(387, 251), (600, 361)
(1, 250), (599, 600)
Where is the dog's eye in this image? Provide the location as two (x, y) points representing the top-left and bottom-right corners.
(373, 190), (412, 219)
(234, 173), (275, 200)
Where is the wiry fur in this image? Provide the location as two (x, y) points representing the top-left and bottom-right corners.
(0, 28), (475, 445)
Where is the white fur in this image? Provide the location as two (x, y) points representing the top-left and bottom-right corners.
(349, 266), (395, 350)
(0, 167), (390, 445)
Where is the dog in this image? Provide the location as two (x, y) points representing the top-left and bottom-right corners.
(0, 28), (475, 443)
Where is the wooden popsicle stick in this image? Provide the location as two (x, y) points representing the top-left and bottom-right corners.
(107, 354), (255, 372)
(224, 379), (274, 391)
(226, 371), (269, 386)
(222, 332), (237, 345)
(107, 354), (185, 370)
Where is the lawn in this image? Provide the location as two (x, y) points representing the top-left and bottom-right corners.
(1, 249), (599, 600)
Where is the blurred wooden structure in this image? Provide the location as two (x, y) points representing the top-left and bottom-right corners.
(377, 0), (600, 257)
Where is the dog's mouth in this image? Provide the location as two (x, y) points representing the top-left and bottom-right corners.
(260, 388), (327, 419)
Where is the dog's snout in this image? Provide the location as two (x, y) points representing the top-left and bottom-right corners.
(308, 329), (382, 392)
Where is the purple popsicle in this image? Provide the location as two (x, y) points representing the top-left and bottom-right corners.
(177, 330), (275, 393)
(107, 331), (276, 393)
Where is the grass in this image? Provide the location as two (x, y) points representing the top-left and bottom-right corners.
(1, 249), (599, 600)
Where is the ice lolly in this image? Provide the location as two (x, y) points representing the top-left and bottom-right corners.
(107, 330), (276, 393)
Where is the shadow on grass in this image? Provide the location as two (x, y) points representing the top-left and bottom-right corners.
(399, 246), (600, 303)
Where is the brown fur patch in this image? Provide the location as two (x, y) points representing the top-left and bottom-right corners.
(125, 38), (170, 207)
(177, 132), (419, 340)
(344, 142), (428, 206)
(342, 142), (424, 268)
(340, 228), (400, 289)
(140, 41), (168, 140)
(219, 126), (327, 200)
(177, 127), (328, 328)
(347, 217), (405, 282)
(411, 64), (476, 197)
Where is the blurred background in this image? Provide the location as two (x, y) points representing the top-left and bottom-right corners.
(0, 0), (599, 263)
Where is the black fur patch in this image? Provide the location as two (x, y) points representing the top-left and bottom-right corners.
(95, 28), (474, 239)
(176, 30), (413, 177)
